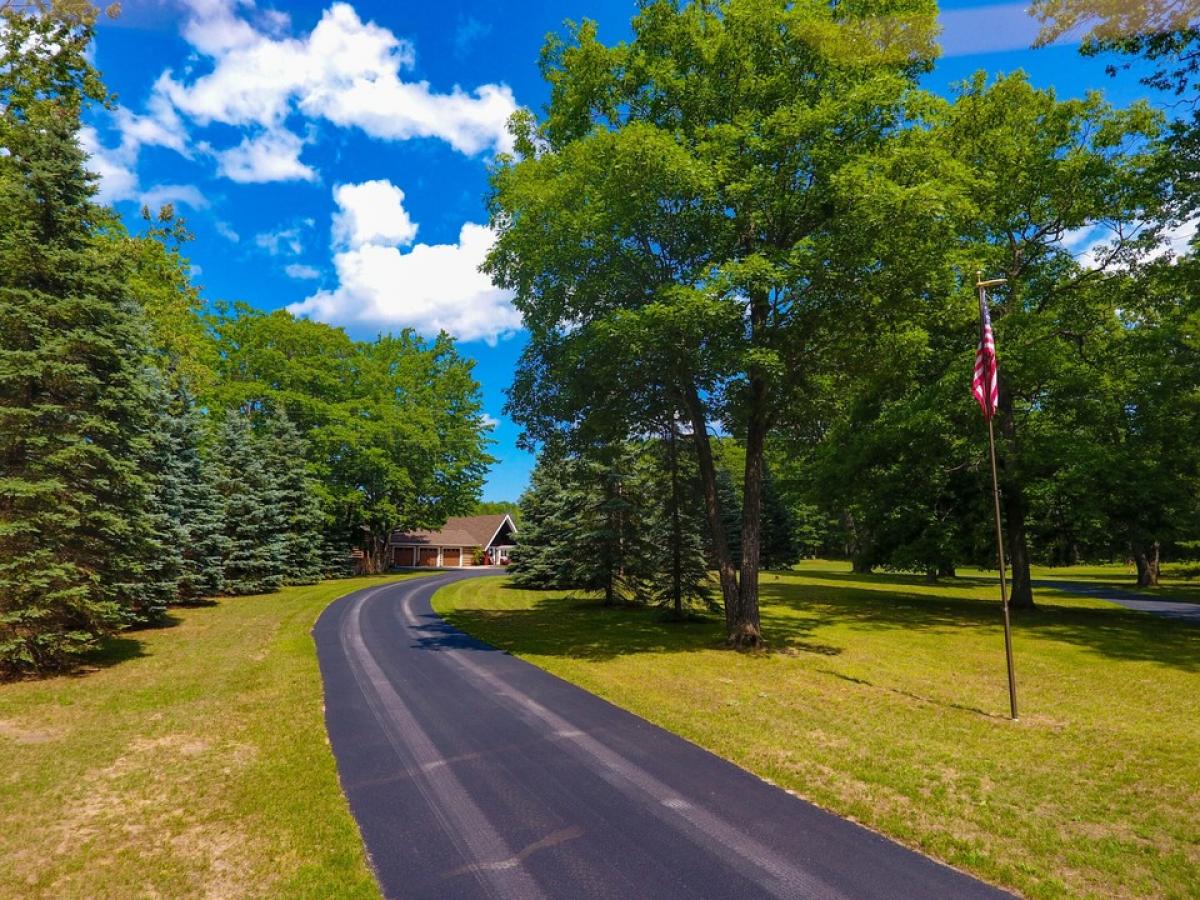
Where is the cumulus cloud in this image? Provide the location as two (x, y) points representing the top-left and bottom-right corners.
(80, 125), (140, 203)
(80, 124), (206, 210)
(80, 1), (520, 192)
(158, 1), (517, 164)
(215, 127), (316, 183)
(288, 179), (520, 344)
(332, 179), (418, 248)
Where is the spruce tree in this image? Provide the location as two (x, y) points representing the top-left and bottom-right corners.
(175, 389), (226, 602)
(641, 429), (713, 616)
(509, 460), (571, 588)
(264, 410), (325, 585)
(563, 452), (647, 606)
(0, 8), (162, 673)
(125, 371), (186, 624)
(213, 410), (286, 595)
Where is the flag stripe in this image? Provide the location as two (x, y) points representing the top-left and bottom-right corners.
(972, 301), (998, 420)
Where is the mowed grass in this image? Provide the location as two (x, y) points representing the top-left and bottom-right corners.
(433, 561), (1200, 899)
(0, 574), (428, 899)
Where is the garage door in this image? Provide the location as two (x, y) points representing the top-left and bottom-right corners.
(393, 546), (416, 567)
(418, 547), (439, 567)
(442, 548), (461, 567)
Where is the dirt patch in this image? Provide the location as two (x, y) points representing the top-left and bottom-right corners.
(0, 718), (64, 744)
(23, 733), (269, 897)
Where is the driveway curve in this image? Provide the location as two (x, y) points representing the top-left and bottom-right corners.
(314, 571), (1007, 899)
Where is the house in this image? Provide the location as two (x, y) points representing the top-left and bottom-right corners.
(388, 514), (517, 568)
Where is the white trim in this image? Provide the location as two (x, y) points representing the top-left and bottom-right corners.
(482, 514), (517, 552)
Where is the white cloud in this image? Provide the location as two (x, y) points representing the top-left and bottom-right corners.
(480, 412), (500, 429)
(289, 195), (520, 344)
(81, 124), (205, 210)
(215, 220), (241, 242)
(332, 179), (418, 249)
(256, 225), (306, 256)
(216, 127), (316, 183)
(1159, 219), (1199, 259)
(158, 1), (517, 163)
(139, 183), (209, 210)
(80, 125), (139, 203)
(1064, 218), (1197, 270)
(285, 263), (321, 279)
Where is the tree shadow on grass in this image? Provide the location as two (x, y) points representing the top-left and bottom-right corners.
(443, 575), (1200, 673)
(758, 579), (1200, 673)
(72, 635), (148, 674)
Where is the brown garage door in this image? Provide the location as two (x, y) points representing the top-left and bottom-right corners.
(442, 548), (461, 567)
(418, 547), (439, 567)
(393, 546), (415, 567)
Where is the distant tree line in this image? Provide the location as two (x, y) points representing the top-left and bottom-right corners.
(0, 7), (491, 676)
(511, 431), (799, 618)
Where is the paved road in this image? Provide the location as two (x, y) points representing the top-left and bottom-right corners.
(314, 571), (1007, 900)
(1033, 579), (1200, 624)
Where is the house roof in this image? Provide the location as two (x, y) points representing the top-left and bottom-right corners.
(389, 514), (515, 548)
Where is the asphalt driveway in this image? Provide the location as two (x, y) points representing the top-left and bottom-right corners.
(314, 571), (1008, 900)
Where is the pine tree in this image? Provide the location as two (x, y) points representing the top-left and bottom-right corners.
(759, 467), (800, 571)
(213, 410), (286, 595)
(641, 428), (713, 616)
(0, 8), (163, 673)
(509, 461), (571, 588)
(563, 451), (647, 606)
(125, 371), (187, 624)
(175, 390), (226, 602)
(264, 410), (325, 585)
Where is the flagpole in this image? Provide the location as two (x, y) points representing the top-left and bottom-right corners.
(977, 272), (1019, 721)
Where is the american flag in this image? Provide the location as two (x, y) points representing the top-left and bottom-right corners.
(972, 299), (998, 420)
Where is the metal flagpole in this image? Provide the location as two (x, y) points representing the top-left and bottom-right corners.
(977, 273), (1019, 721)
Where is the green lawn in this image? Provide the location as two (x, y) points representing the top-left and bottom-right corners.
(0, 575), (427, 900)
(433, 561), (1200, 899)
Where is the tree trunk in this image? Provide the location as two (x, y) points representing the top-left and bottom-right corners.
(683, 384), (739, 630)
(938, 562), (956, 578)
(996, 381), (1035, 610)
(843, 510), (872, 573)
(732, 372), (768, 649)
(362, 533), (387, 575)
(1133, 542), (1160, 587)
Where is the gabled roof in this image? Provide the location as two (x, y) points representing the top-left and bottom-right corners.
(390, 514), (516, 548)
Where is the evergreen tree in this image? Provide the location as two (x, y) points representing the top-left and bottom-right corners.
(264, 410), (325, 585)
(0, 8), (162, 673)
(175, 390), (226, 602)
(125, 371), (186, 623)
(213, 410), (286, 596)
(758, 468), (800, 571)
(641, 427), (712, 616)
(564, 452), (647, 606)
(509, 460), (571, 588)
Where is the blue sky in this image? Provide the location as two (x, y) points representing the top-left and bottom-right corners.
(85, 0), (1164, 501)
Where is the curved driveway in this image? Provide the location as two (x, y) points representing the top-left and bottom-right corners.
(314, 571), (1007, 900)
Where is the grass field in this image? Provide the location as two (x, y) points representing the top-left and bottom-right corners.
(433, 561), (1200, 899)
(0, 574), (426, 899)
